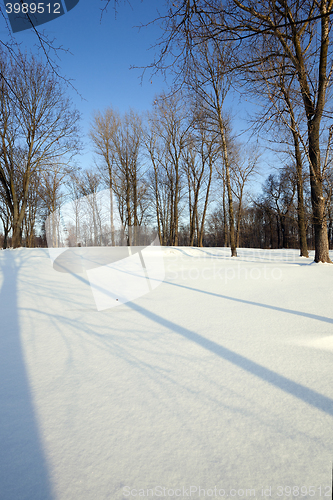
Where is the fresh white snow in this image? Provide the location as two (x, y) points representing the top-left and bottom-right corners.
(0, 247), (332, 500)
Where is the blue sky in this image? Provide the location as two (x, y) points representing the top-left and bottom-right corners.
(3, 0), (169, 169)
(1, 0), (267, 181)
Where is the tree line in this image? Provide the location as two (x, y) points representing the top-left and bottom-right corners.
(2, 0), (333, 262)
(0, 50), (80, 249)
(102, 0), (333, 263)
(0, 51), (332, 254)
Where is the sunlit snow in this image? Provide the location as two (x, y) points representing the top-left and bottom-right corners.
(0, 247), (332, 500)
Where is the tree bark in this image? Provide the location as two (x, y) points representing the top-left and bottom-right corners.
(219, 117), (237, 257)
(308, 120), (331, 262)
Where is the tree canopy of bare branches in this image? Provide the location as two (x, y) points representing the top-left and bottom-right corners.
(0, 50), (80, 247)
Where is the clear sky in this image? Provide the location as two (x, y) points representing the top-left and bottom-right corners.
(1, 0), (268, 183)
(2, 0), (169, 169)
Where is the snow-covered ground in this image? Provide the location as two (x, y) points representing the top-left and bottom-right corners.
(0, 247), (332, 500)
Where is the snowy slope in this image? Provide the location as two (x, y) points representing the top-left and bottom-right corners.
(0, 247), (332, 500)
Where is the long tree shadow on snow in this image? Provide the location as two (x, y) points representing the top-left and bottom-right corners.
(128, 301), (333, 416)
(161, 279), (333, 325)
(66, 270), (333, 416)
(0, 251), (54, 500)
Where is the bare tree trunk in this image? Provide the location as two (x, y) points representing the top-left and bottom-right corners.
(3, 228), (8, 249)
(190, 188), (200, 246)
(198, 160), (213, 247)
(174, 163), (180, 246)
(125, 158), (132, 245)
(280, 215), (289, 249)
(222, 172), (228, 247)
(282, 89), (309, 257)
(152, 163), (162, 245)
(188, 169), (196, 246)
(236, 196), (243, 248)
(219, 119), (237, 256)
(295, 153), (309, 257)
(109, 187), (115, 246)
(308, 122), (331, 262)
(132, 165), (138, 246)
(12, 195), (27, 248)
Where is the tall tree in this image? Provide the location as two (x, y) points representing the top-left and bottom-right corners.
(90, 107), (147, 245)
(229, 145), (260, 248)
(261, 169), (297, 249)
(184, 42), (238, 255)
(0, 51), (80, 247)
(147, 93), (190, 246)
(245, 53), (310, 257)
(226, 0), (332, 256)
(111, 0), (333, 262)
(90, 109), (117, 245)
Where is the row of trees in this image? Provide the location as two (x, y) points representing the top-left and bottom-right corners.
(1, 48), (333, 254)
(2, 0), (333, 262)
(101, 0), (333, 263)
(89, 94), (261, 250)
(0, 50), (80, 248)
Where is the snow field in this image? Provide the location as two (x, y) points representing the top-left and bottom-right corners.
(0, 247), (332, 500)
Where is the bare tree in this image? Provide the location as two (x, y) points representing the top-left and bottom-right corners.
(227, 0), (333, 260)
(90, 107), (146, 245)
(0, 184), (11, 248)
(39, 163), (70, 218)
(182, 116), (219, 246)
(73, 169), (103, 246)
(230, 145), (260, 247)
(143, 120), (164, 244)
(105, 0), (333, 261)
(146, 0), (333, 261)
(261, 169), (297, 249)
(90, 109), (117, 245)
(243, 47), (311, 257)
(0, 51), (80, 248)
(146, 93), (191, 246)
(184, 41), (238, 255)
